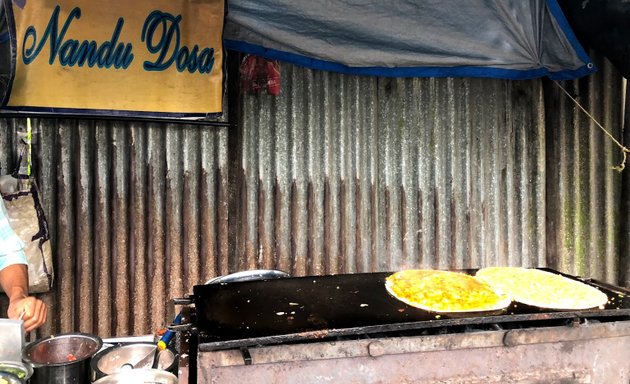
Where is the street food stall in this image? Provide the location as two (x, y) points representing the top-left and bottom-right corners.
(0, 0), (629, 383)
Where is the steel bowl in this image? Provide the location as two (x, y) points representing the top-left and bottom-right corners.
(90, 342), (177, 381)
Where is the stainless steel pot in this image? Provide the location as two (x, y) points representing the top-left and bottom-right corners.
(92, 368), (177, 384)
(90, 342), (177, 381)
(22, 333), (102, 384)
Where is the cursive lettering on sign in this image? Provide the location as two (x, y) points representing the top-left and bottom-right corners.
(20, 6), (216, 74)
(141, 10), (215, 74)
(22, 6), (134, 69)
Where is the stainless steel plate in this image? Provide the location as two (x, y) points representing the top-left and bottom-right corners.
(205, 269), (290, 284)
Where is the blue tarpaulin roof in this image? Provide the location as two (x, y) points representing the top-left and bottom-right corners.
(224, 0), (595, 80)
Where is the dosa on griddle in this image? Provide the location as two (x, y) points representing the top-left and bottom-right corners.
(476, 267), (608, 310)
(385, 269), (511, 313)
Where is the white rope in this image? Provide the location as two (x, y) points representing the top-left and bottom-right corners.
(554, 80), (629, 172)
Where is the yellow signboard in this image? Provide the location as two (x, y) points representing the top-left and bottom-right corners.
(3, 0), (224, 118)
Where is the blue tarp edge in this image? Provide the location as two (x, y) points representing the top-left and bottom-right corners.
(225, 39), (595, 80)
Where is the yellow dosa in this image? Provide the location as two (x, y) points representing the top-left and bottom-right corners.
(385, 269), (511, 313)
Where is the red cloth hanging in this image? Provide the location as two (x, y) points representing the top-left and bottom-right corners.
(265, 59), (280, 96)
(239, 54), (281, 96)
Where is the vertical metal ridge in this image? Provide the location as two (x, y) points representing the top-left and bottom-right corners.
(128, 123), (149, 335)
(56, 120), (78, 333)
(113, 121), (130, 335)
(622, 81), (630, 288)
(599, 63), (622, 284)
(93, 120), (113, 337)
(76, 119), (95, 333)
(145, 122), (167, 335)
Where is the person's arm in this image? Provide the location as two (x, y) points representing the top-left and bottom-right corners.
(0, 199), (47, 331)
(0, 263), (46, 332)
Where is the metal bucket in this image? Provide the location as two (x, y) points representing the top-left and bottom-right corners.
(90, 342), (177, 381)
(22, 333), (102, 384)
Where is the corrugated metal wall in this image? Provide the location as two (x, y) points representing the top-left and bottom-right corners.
(544, 63), (625, 285)
(1, 119), (231, 338)
(0, 54), (627, 338)
(236, 73), (548, 276)
(235, 55), (626, 284)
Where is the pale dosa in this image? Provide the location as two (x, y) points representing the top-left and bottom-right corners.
(476, 267), (608, 310)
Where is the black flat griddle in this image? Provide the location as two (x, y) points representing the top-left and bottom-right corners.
(193, 269), (630, 348)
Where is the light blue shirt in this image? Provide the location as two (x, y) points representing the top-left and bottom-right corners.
(0, 199), (27, 271)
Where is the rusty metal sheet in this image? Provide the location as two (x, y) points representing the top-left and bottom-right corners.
(0, 118), (230, 339)
(544, 61), (626, 285)
(236, 55), (626, 285)
(238, 71), (550, 275)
